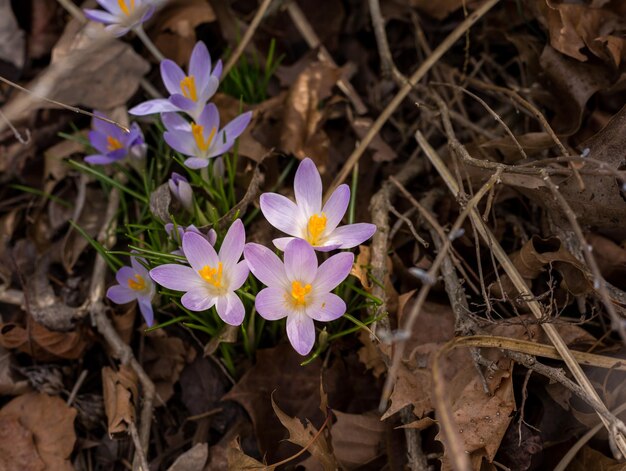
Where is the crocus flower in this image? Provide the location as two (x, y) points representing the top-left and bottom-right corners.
(165, 223), (217, 256)
(260, 158), (376, 251)
(162, 104), (252, 169)
(150, 219), (249, 325)
(168, 172), (194, 211)
(84, 0), (155, 37)
(106, 255), (156, 326)
(129, 41), (222, 120)
(85, 112), (146, 165)
(244, 239), (354, 355)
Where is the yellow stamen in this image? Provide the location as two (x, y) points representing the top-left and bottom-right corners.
(180, 76), (198, 102)
(306, 213), (327, 245)
(127, 274), (146, 291)
(118, 0), (134, 15)
(290, 281), (312, 306)
(199, 262), (223, 288)
(107, 135), (124, 151)
(191, 123), (217, 152)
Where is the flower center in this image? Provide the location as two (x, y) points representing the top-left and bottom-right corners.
(306, 213), (327, 245)
(191, 123), (217, 152)
(127, 274), (146, 291)
(118, 0), (135, 16)
(290, 281), (312, 306)
(107, 135), (124, 152)
(199, 262), (223, 288)
(180, 76), (198, 102)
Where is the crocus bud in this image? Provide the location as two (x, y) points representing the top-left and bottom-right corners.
(168, 172), (193, 211)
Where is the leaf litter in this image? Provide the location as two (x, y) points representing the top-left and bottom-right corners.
(1, 0), (626, 469)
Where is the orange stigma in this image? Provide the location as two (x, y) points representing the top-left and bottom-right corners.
(127, 274), (146, 291)
(199, 262), (223, 288)
(180, 76), (198, 102)
(107, 135), (124, 151)
(290, 281), (312, 306)
(118, 0), (135, 15)
(191, 123), (217, 152)
(306, 213), (327, 245)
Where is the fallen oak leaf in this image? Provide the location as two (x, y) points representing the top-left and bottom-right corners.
(226, 437), (266, 470)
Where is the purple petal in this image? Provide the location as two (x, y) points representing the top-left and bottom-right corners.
(149, 264), (203, 291)
(198, 103), (220, 132)
(215, 292), (245, 325)
(260, 193), (304, 237)
(181, 287), (215, 311)
(183, 231), (219, 273)
(284, 238), (317, 284)
(219, 219), (245, 271)
(137, 299), (154, 327)
(140, 5), (155, 22)
(207, 229), (217, 246)
(84, 9), (118, 24)
(95, 0), (120, 12)
(189, 41), (211, 90)
(286, 314), (316, 356)
(312, 242), (341, 252)
(306, 293), (346, 322)
(105, 24), (131, 37)
(130, 255), (148, 277)
(169, 94), (196, 111)
(85, 154), (118, 165)
(129, 99), (180, 116)
(322, 184), (350, 232)
(88, 131), (109, 154)
(107, 285), (136, 304)
(229, 261), (249, 291)
(273, 237), (296, 251)
(162, 112), (190, 132)
(325, 223), (377, 249)
(244, 243), (288, 288)
(164, 130), (197, 157)
(314, 252), (354, 292)
(294, 158), (322, 216)
(255, 287), (289, 320)
(197, 76), (220, 104)
(115, 266), (135, 285)
(207, 112), (252, 158)
(161, 59), (186, 96)
(212, 60), (223, 80)
(184, 157), (209, 169)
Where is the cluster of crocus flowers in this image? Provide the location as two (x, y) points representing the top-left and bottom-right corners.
(129, 41), (252, 169)
(84, 0), (156, 37)
(85, 112), (146, 165)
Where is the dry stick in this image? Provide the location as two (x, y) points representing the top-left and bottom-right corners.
(286, 1), (368, 115)
(416, 130), (626, 458)
(368, 156), (425, 336)
(326, 0), (500, 199)
(67, 369), (88, 407)
(222, 0), (274, 78)
(369, 0), (402, 81)
(539, 170), (626, 342)
(0, 74), (129, 133)
(87, 181), (155, 469)
(129, 422), (149, 471)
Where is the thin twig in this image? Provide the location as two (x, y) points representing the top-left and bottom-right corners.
(222, 0), (274, 78)
(129, 422), (150, 471)
(417, 130), (626, 458)
(326, 0), (501, 199)
(67, 369), (88, 406)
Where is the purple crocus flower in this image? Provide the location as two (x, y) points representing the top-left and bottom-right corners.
(162, 104), (252, 169)
(168, 172), (194, 211)
(84, 0), (155, 37)
(165, 223), (217, 256)
(244, 239), (354, 356)
(260, 158), (376, 251)
(129, 41), (222, 120)
(106, 255), (156, 326)
(85, 112), (146, 165)
(150, 219), (249, 325)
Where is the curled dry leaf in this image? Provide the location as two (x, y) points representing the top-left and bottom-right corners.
(226, 437), (266, 470)
(0, 392), (77, 471)
(587, 233), (626, 289)
(166, 442), (209, 471)
(0, 315), (89, 361)
(280, 61), (342, 166)
(271, 395), (337, 471)
(102, 365), (138, 437)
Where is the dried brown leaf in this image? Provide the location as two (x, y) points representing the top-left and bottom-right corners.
(0, 415), (45, 471)
(102, 365), (138, 437)
(226, 437), (266, 470)
(331, 410), (385, 468)
(166, 443), (208, 471)
(568, 445), (626, 471)
(271, 396), (337, 471)
(0, 346), (29, 396)
(280, 61), (341, 166)
(0, 392), (76, 471)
